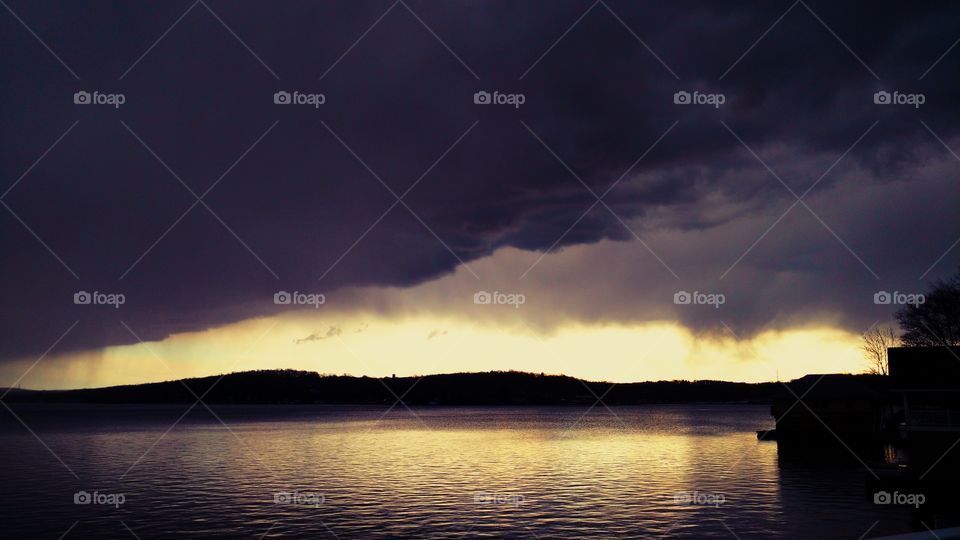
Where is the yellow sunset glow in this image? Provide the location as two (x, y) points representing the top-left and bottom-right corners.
(3, 311), (864, 390)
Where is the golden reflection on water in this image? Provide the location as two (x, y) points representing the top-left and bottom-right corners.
(198, 407), (784, 538)
(0, 405), (914, 539)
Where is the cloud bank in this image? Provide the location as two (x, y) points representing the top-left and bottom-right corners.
(1, 0), (958, 362)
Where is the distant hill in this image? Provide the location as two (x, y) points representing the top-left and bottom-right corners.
(0, 369), (866, 405)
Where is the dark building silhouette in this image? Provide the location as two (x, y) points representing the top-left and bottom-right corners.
(887, 347), (960, 475)
(766, 374), (887, 442)
(889, 346), (960, 436)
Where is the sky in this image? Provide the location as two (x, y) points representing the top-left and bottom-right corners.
(1, 1), (958, 389)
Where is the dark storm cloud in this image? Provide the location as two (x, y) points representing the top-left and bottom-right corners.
(1, 0), (958, 360)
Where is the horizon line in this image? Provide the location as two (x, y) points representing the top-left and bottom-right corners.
(4, 367), (873, 393)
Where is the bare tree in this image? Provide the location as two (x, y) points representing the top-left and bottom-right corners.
(862, 326), (899, 375)
(894, 269), (960, 347)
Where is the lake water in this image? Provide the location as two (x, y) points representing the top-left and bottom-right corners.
(0, 404), (924, 538)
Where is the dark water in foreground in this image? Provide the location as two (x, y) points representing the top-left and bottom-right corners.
(0, 404), (927, 538)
